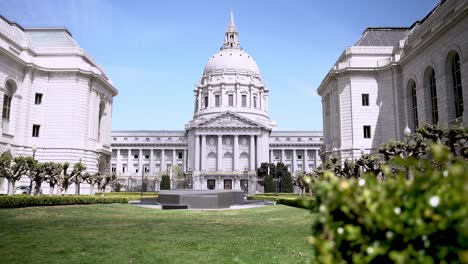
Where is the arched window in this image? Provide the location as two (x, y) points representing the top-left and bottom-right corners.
(426, 67), (438, 124)
(97, 101), (105, 142)
(223, 152), (233, 172)
(239, 153), (249, 171)
(2, 80), (15, 121)
(408, 80), (418, 129)
(207, 152), (217, 171)
(450, 52), (463, 119)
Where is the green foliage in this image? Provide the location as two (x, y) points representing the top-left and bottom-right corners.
(0, 195), (128, 208)
(277, 197), (314, 209)
(264, 174), (275, 193)
(160, 175), (171, 190)
(308, 145), (468, 263)
(277, 163), (293, 193)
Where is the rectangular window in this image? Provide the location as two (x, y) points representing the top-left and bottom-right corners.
(144, 166), (149, 173)
(134, 154), (138, 159)
(363, 125), (371, 138)
(178, 152), (183, 159)
(2, 95), (11, 120)
(35, 93), (43, 105)
(122, 166), (126, 173)
(204, 96), (208, 108)
(111, 167), (116, 173)
(241, 95), (247, 107)
(228, 94), (234, 106)
(253, 96), (257, 108)
(215, 95), (220, 107)
(224, 179), (232, 190)
(32, 124), (40, 137)
(362, 94), (369, 106)
(145, 154), (150, 159)
(297, 154), (302, 160)
(207, 179), (215, 190)
(135, 168), (139, 173)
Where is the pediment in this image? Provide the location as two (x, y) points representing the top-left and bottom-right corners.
(197, 112), (262, 128)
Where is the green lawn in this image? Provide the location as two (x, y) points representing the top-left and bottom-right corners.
(0, 204), (313, 264)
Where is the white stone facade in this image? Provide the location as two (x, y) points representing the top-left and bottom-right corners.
(111, 12), (323, 193)
(0, 16), (117, 193)
(317, 0), (468, 162)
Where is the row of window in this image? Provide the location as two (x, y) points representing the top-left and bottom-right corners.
(409, 52), (463, 128)
(114, 137), (184, 141)
(274, 137), (322, 141)
(126, 152), (184, 160)
(202, 94), (259, 109)
(111, 163), (181, 173)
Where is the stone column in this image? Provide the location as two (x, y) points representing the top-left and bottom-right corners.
(270, 149), (274, 164)
(172, 149), (177, 169)
(304, 149), (309, 173)
(183, 149), (187, 171)
(201, 135), (206, 171)
(315, 149), (319, 169)
(250, 135), (255, 170)
(195, 135), (200, 171)
(127, 149), (132, 176)
(116, 149), (121, 176)
(233, 135), (239, 171)
(281, 149), (285, 164)
(149, 149), (154, 175)
(217, 135), (223, 171)
(292, 149), (296, 174)
(138, 149), (143, 175)
(161, 149), (166, 173)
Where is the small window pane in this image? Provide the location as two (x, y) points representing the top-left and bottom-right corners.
(362, 94), (369, 106)
(228, 94), (234, 106)
(363, 126), (371, 138)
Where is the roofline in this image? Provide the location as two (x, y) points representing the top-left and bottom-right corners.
(0, 15), (73, 36)
(0, 15), (24, 31)
(362, 27), (411, 34)
(24, 27), (73, 37)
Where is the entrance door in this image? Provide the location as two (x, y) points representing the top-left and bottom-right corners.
(224, 179), (232, 190)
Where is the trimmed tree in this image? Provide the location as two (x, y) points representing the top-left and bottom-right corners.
(264, 174), (275, 193)
(0, 152), (33, 195)
(28, 160), (47, 196)
(277, 163), (293, 193)
(45, 162), (62, 195)
(160, 175), (171, 190)
(71, 162), (87, 195)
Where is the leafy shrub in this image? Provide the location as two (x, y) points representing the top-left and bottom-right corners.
(160, 175), (171, 190)
(0, 195), (128, 208)
(308, 145), (468, 263)
(277, 197), (313, 209)
(264, 175), (275, 193)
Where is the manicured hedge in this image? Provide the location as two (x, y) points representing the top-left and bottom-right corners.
(0, 195), (129, 208)
(247, 194), (314, 209)
(277, 197), (314, 209)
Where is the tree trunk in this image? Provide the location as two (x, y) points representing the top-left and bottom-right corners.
(34, 182), (42, 195)
(7, 179), (15, 196)
(75, 182), (80, 195)
(49, 183), (55, 196)
(64, 187), (68, 196)
(90, 184), (94, 195)
(308, 187), (313, 197)
(30, 181), (36, 196)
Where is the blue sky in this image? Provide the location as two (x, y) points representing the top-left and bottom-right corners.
(0, 0), (438, 130)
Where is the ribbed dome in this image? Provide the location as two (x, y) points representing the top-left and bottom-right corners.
(204, 49), (259, 75)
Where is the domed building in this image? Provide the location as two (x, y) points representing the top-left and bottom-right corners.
(110, 12), (323, 193)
